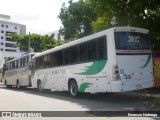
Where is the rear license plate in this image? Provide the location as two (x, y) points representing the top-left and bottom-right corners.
(136, 84), (142, 89)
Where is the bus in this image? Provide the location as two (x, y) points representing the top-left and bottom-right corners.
(3, 53), (36, 89)
(30, 27), (154, 97)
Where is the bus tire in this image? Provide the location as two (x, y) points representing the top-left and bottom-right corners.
(37, 80), (43, 92)
(69, 80), (80, 98)
(5, 80), (12, 88)
(16, 80), (21, 90)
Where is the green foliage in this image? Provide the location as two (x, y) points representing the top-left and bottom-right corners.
(59, 0), (160, 50)
(4, 57), (15, 62)
(8, 33), (64, 52)
(58, 0), (97, 40)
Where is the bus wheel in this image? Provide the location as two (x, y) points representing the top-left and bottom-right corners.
(5, 80), (12, 88)
(37, 80), (43, 92)
(16, 80), (21, 89)
(69, 80), (79, 98)
(4, 80), (7, 86)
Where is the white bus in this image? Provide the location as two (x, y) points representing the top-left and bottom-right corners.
(30, 27), (154, 97)
(3, 53), (36, 89)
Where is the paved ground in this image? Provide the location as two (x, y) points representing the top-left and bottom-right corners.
(0, 82), (159, 120)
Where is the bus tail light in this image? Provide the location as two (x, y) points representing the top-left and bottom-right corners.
(112, 64), (120, 80)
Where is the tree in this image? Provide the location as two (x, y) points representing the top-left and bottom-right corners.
(58, 0), (97, 40)
(86, 0), (160, 50)
(4, 57), (14, 62)
(59, 0), (160, 50)
(8, 33), (64, 52)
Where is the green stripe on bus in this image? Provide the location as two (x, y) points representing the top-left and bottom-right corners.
(79, 82), (93, 92)
(75, 60), (107, 75)
(139, 55), (151, 68)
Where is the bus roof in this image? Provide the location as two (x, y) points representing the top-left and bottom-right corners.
(4, 52), (37, 64)
(32, 27), (149, 59)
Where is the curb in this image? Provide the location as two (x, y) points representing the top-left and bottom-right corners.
(123, 93), (160, 99)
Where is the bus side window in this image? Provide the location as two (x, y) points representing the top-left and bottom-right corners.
(71, 46), (78, 63)
(98, 36), (107, 59)
(44, 55), (50, 68)
(51, 52), (57, 67)
(88, 40), (97, 60)
(58, 50), (64, 66)
(79, 43), (88, 61)
(15, 60), (18, 68)
(4, 64), (8, 71)
(10, 62), (12, 69)
(64, 48), (71, 65)
(12, 61), (15, 69)
(38, 57), (43, 69)
(20, 58), (23, 68)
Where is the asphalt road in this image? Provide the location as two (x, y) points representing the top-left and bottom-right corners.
(0, 84), (159, 120)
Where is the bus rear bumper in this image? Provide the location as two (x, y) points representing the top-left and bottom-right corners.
(109, 79), (154, 92)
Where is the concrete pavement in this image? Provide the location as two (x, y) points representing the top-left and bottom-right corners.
(0, 82), (160, 98)
(121, 87), (160, 99)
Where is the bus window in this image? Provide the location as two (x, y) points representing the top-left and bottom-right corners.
(98, 36), (107, 59)
(20, 58), (23, 67)
(64, 48), (71, 64)
(79, 43), (87, 61)
(71, 46), (78, 63)
(115, 32), (150, 50)
(36, 57), (43, 69)
(51, 52), (57, 67)
(88, 40), (97, 60)
(44, 55), (50, 68)
(58, 50), (64, 66)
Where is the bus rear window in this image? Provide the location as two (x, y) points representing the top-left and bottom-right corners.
(115, 32), (150, 50)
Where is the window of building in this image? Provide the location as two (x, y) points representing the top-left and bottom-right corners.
(1, 30), (4, 33)
(5, 43), (16, 48)
(1, 36), (4, 39)
(1, 49), (3, 51)
(5, 37), (15, 42)
(5, 31), (16, 36)
(1, 43), (3, 45)
(1, 24), (4, 27)
(5, 49), (16, 52)
(15, 27), (17, 29)
(6, 25), (8, 28)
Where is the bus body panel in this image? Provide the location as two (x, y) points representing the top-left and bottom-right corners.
(110, 54), (154, 92)
(32, 60), (110, 93)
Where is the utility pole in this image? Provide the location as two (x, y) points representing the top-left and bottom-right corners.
(28, 32), (30, 53)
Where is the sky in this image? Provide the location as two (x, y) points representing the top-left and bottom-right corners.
(0, 0), (78, 35)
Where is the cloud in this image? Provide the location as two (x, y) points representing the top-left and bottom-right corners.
(0, 0), (69, 34)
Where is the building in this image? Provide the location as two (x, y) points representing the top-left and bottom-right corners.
(0, 14), (26, 68)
